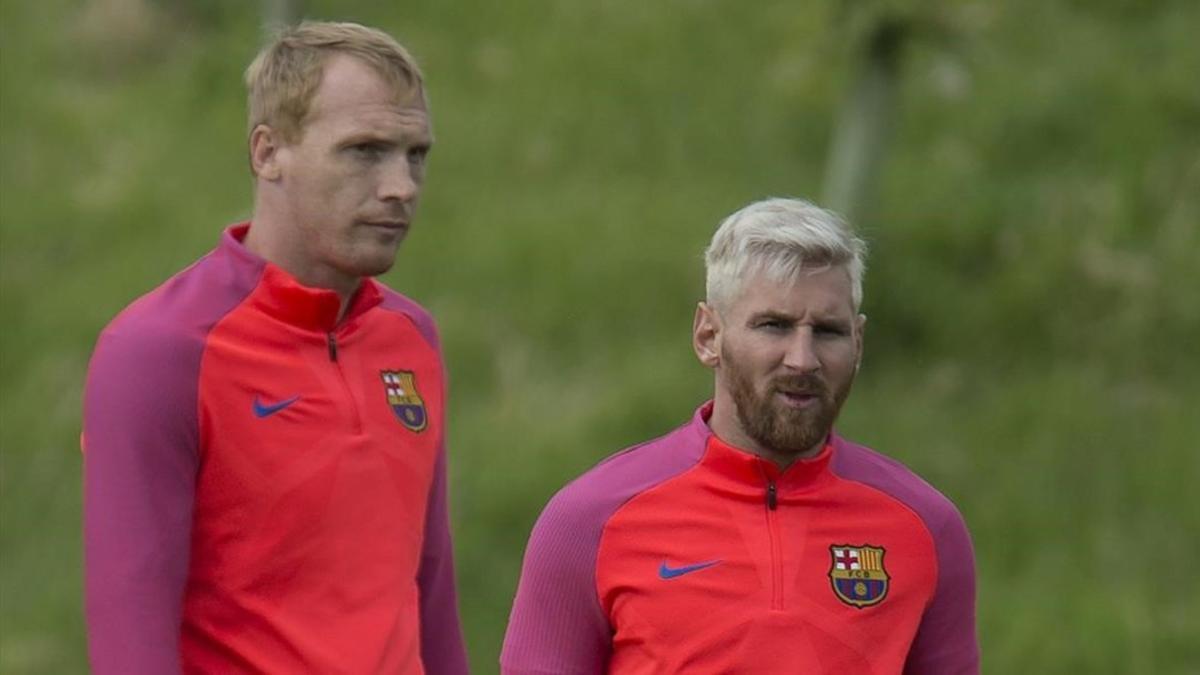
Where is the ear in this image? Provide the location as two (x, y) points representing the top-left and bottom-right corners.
(693, 302), (722, 368)
(854, 313), (867, 371)
(249, 124), (284, 181)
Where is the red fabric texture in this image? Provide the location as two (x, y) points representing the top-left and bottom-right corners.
(597, 434), (937, 672)
(181, 264), (444, 673)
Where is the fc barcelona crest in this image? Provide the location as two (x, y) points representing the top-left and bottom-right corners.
(380, 370), (427, 432)
(829, 544), (890, 608)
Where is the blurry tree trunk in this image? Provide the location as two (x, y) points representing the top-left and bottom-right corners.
(263, 0), (304, 32)
(822, 18), (908, 224)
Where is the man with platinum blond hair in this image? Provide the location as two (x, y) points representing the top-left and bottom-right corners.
(503, 198), (979, 674)
(84, 21), (468, 674)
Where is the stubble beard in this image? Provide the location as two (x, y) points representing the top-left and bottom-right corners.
(724, 347), (851, 460)
(330, 224), (407, 279)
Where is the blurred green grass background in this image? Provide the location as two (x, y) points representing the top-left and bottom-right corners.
(2, 0), (1198, 672)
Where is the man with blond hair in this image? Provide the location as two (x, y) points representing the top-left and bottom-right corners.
(84, 22), (468, 673)
(502, 198), (979, 674)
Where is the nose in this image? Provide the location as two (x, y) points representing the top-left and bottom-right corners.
(377, 158), (419, 203)
(782, 328), (821, 374)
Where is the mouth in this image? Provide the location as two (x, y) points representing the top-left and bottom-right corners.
(361, 219), (409, 232)
(361, 220), (409, 241)
(775, 389), (823, 409)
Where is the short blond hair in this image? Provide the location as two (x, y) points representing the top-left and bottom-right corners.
(705, 198), (868, 311)
(245, 21), (425, 143)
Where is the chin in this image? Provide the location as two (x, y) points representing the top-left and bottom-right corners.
(360, 260), (397, 278)
(343, 245), (402, 278)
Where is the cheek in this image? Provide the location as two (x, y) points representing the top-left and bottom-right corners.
(295, 155), (358, 188)
(286, 170), (335, 208)
(318, 168), (358, 195)
(820, 344), (859, 376)
(724, 345), (772, 382)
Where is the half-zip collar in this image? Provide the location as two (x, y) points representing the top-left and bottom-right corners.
(692, 401), (836, 499)
(222, 223), (383, 333)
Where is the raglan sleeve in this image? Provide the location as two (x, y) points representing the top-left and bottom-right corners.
(417, 439), (470, 675)
(904, 504), (981, 675)
(83, 324), (200, 675)
(413, 313), (469, 675)
(501, 490), (613, 675)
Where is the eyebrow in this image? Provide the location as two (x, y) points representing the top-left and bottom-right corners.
(337, 130), (433, 148)
(747, 310), (851, 326)
(748, 310), (796, 322)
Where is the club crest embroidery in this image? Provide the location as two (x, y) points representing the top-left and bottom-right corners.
(829, 544), (890, 608)
(380, 370), (427, 432)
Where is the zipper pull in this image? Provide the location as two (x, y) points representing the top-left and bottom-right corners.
(766, 480), (778, 510)
(327, 333), (338, 361)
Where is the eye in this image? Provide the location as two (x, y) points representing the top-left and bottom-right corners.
(814, 324), (849, 338)
(407, 145), (430, 165)
(755, 318), (790, 332)
(350, 142), (387, 161)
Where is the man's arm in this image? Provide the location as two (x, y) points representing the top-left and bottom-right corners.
(417, 446), (470, 675)
(83, 325), (200, 675)
(904, 508), (980, 675)
(501, 492), (613, 675)
(398, 307), (470, 674)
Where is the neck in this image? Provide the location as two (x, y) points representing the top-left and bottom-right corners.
(247, 207), (359, 320)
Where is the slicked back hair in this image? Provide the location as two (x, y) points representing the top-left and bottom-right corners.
(705, 197), (868, 312)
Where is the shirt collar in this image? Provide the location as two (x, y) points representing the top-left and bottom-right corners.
(691, 400), (836, 494)
(222, 223), (383, 332)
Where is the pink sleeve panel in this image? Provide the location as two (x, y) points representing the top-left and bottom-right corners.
(380, 292), (469, 675)
(830, 437), (981, 675)
(83, 250), (262, 674)
(500, 413), (710, 675)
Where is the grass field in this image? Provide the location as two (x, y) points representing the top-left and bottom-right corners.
(2, 0), (1198, 672)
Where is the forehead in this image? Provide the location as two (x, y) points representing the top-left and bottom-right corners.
(731, 266), (856, 319)
(304, 54), (430, 136)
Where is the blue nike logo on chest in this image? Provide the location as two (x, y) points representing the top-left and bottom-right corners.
(659, 559), (722, 580)
(253, 395), (300, 418)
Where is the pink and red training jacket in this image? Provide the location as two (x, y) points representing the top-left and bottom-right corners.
(83, 224), (468, 674)
(502, 403), (979, 674)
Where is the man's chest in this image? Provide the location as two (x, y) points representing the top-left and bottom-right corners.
(596, 485), (938, 672)
(192, 312), (443, 525)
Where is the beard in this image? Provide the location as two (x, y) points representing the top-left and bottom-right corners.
(723, 346), (852, 459)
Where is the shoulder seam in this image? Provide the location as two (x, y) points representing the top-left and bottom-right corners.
(592, 437), (709, 619)
(834, 472), (942, 614)
(829, 454), (948, 614)
(194, 267), (267, 459)
(376, 292), (439, 354)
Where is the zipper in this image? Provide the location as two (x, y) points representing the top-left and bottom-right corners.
(761, 470), (783, 611)
(326, 331), (362, 433)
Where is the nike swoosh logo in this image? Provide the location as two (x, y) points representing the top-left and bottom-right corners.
(659, 559), (722, 580)
(253, 395), (300, 418)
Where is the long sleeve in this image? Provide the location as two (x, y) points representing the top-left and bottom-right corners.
(500, 415), (710, 675)
(903, 507), (981, 675)
(501, 492), (613, 675)
(417, 445), (470, 674)
(83, 323), (201, 675)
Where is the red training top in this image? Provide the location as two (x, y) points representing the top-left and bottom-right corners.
(83, 224), (468, 674)
(502, 403), (979, 674)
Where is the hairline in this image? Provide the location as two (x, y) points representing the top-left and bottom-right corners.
(708, 262), (859, 314)
(295, 53), (428, 137)
(703, 197), (867, 313)
(244, 22), (427, 145)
